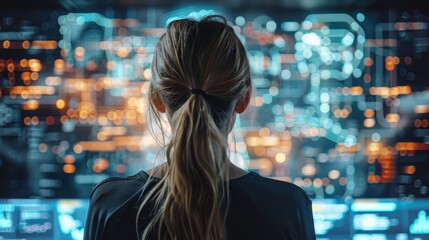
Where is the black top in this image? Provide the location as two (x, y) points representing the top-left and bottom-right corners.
(83, 171), (316, 240)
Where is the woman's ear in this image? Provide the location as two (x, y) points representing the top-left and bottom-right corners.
(235, 90), (251, 114)
(151, 91), (166, 113)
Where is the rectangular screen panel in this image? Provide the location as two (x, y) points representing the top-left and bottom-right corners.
(0, 199), (88, 240)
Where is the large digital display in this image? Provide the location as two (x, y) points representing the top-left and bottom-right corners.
(0, 5), (428, 200)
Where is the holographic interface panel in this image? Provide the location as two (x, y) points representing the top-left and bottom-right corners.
(0, 6), (428, 199)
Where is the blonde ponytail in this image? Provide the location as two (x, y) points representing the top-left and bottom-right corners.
(138, 14), (251, 240)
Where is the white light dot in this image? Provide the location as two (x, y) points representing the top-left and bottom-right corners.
(235, 16), (245, 26)
(281, 69), (291, 80)
(372, 133), (381, 142)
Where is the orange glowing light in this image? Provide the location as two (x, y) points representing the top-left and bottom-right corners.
(106, 61), (114, 71)
(23, 79), (31, 86)
(31, 40), (57, 49)
(368, 175), (381, 184)
(364, 109), (375, 118)
(21, 72), (31, 81)
(415, 119), (422, 127)
(340, 109), (349, 118)
(374, 175), (381, 183)
(56, 99), (66, 109)
(24, 117), (31, 125)
(350, 86), (363, 95)
(20, 91), (30, 99)
(75, 81), (86, 90)
(20, 59), (28, 67)
(63, 164), (76, 174)
(393, 56), (400, 65)
(79, 110), (89, 119)
(116, 46), (130, 58)
(127, 144), (139, 152)
(64, 155), (75, 164)
(386, 113), (400, 123)
(93, 158), (110, 173)
(254, 146), (265, 156)
(73, 144), (83, 153)
(106, 111), (115, 120)
(99, 41), (108, 50)
(93, 81), (104, 91)
(28, 59), (42, 72)
(275, 152), (286, 163)
(396, 142), (429, 151)
(313, 178), (323, 188)
(415, 105), (429, 114)
(30, 72), (39, 80)
(54, 59), (65, 69)
(77, 141), (117, 152)
(60, 116), (68, 124)
(23, 100), (39, 110)
(367, 175), (374, 183)
(98, 115), (108, 125)
(100, 126), (127, 136)
(2, 40), (10, 49)
(113, 136), (141, 148)
(259, 128), (270, 137)
(404, 165), (416, 174)
(364, 57), (374, 66)
(138, 114), (145, 124)
(367, 142), (381, 154)
(398, 86), (411, 94)
(97, 132), (107, 141)
(385, 61), (395, 71)
(66, 109), (75, 117)
(22, 40), (30, 49)
(364, 118), (375, 128)
(31, 116), (39, 125)
(7, 63), (14, 72)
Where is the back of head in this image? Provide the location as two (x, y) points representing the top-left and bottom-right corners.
(151, 14), (251, 126)
(140, 14), (252, 240)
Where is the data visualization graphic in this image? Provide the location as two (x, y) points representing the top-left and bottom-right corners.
(1, 198), (428, 240)
(0, 199), (86, 240)
(0, 6), (428, 199)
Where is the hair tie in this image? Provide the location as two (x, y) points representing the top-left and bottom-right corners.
(189, 88), (208, 97)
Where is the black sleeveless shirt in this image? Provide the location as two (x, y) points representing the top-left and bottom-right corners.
(83, 171), (316, 240)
